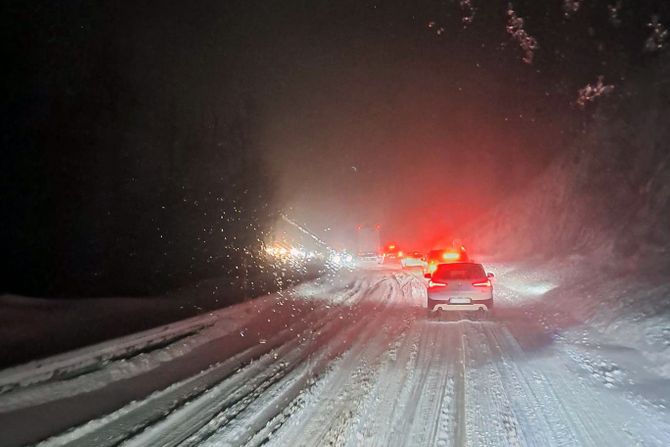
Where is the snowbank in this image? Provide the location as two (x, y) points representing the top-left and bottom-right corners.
(489, 256), (670, 380)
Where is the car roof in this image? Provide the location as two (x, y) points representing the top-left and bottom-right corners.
(435, 261), (482, 268)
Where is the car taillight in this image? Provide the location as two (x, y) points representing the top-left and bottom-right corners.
(472, 279), (491, 287)
(429, 280), (447, 287)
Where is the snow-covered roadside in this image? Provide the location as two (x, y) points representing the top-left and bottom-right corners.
(0, 266), (325, 370)
(488, 257), (670, 407)
(0, 271), (385, 447)
(0, 296), (255, 412)
(0, 270), (363, 415)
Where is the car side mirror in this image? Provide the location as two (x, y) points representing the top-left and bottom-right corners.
(487, 272), (495, 279)
(424, 273), (431, 279)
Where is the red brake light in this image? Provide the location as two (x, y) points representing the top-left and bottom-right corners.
(429, 280), (447, 287)
(398, 251), (404, 257)
(472, 279), (491, 287)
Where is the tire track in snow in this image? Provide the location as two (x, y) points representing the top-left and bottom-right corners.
(479, 323), (670, 446)
(346, 318), (423, 447)
(385, 319), (457, 447)
(261, 276), (412, 446)
(481, 324), (580, 446)
(36, 276), (377, 447)
(451, 324), (467, 447)
(127, 277), (390, 447)
(162, 274), (400, 446)
(464, 323), (539, 446)
(40, 304), (330, 447)
(410, 324), (457, 446)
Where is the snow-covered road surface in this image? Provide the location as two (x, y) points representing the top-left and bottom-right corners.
(1, 267), (669, 446)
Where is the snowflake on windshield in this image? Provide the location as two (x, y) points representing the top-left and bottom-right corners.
(562, 0), (581, 18)
(644, 15), (668, 52)
(607, 1), (622, 27)
(427, 20), (446, 36)
(459, 0), (476, 26)
(577, 76), (615, 109)
(506, 3), (539, 64)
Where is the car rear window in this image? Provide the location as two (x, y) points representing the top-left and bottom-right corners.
(427, 250), (443, 260)
(433, 263), (485, 281)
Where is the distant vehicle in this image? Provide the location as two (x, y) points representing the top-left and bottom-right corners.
(382, 243), (403, 264)
(400, 251), (426, 269)
(425, 262), (494, 317)
(357, 251), (381, 265)
(424, 246), (470, 274)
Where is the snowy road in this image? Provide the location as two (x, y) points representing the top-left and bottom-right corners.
(1, 267), (669, 446)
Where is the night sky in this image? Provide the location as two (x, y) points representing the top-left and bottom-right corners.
(3, 0), (669, 295)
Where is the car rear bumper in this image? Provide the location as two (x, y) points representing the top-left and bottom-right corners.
(427, 297), (493, 312)
(430, 303), (488, 312)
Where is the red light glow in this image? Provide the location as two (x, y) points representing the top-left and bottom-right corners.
(442, 252), (460, 261)
(472, 279), (492, 287)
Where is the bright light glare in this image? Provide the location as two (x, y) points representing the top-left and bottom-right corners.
(264, 244), (308, 262)
(289, 247), (305, 258)
(327, 251), (355, 269)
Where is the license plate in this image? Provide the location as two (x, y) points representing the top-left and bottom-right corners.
(450, 298), (471, 304)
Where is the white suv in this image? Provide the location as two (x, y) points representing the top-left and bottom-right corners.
(425, 262), (494, 316)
